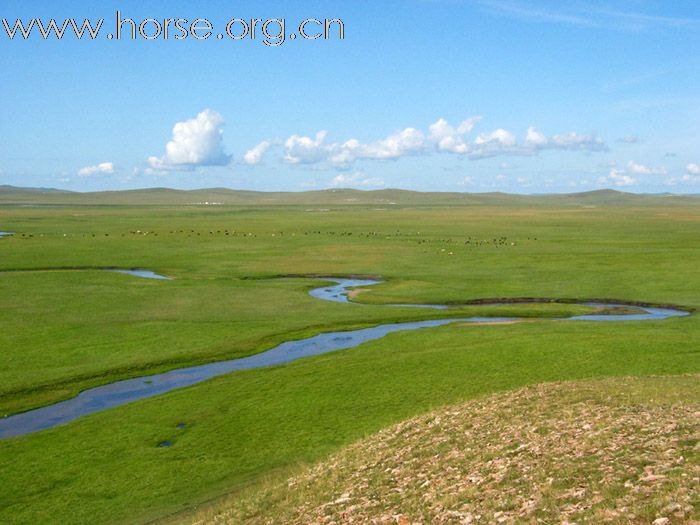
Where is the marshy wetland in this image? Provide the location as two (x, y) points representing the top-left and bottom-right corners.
(0, 189), (699, 524)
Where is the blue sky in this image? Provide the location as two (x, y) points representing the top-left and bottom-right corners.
(1, 0), (699, 193)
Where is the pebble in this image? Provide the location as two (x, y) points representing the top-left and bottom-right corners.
(334, 494), (351, 504)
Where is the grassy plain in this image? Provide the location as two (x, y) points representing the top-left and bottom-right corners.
(0, 188), (699, 524)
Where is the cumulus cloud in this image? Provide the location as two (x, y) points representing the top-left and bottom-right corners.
(687, 163), (700, 175)
(598, 160), (666, 187)
(520, 127), (609, 152)
(148, 109), (230, 171)
(600, 167), (636, 187)
(626, 161), (667, 175)
(358, 127), (426, 160)
(548, 131), (608, 151)
(429, 116), (482, 153)
(425, 120), (607, 160)
(524, 126), (548, 147)
(249, 117), (609, 170)
(475, 128), (518, 147)
(243, 141), (272, 165)
(468, 128), (520, 158)
(284, 127), (426, 169)
(283, 131), (330, 165)
(77, 162), (114, 177)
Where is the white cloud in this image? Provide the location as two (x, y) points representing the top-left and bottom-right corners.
(248, 117), (610, 170)
(524, 126), (548, 147)
(353, 127), (426, 160)
(548, 132), (608, 151)
(665, 174), (700, 186)
(148, 109), (230, 171)
(471, 126), (608, 155)
(284, 127), (426, 169)
(469, 128), (521, 159)
(77, 162), (114, 177)
(284, 131), (330, 165)
(626, 161), (667, 175)
(428, 116), (481, 153)
(524, 128), (608, 153)
(329, 172), (385, 188)
(600, 167), (636, 187)
(475, 128), (517, 147)
(429, 121), (607, 160)
(243, 141), (271, 165)
(687, 163), (700, 175)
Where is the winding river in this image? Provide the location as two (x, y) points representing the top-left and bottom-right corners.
(0, 275), (689, 439)
(106, 269), (172, 280)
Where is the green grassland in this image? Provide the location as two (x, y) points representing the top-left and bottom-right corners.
(0, 188), (699, 524)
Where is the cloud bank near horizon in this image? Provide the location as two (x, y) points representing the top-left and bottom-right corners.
(245, 116), (609, 170)
(144, 110), (612, 174)
(127, 109), (698, 191)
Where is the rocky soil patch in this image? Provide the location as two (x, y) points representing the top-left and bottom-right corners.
(201, 376), (699, 524)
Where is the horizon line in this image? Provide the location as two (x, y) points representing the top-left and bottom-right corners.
(2, 184), (700, 197)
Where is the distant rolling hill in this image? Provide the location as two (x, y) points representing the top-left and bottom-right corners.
(0, 185), (74, 195)
(0, 185), (698, 206)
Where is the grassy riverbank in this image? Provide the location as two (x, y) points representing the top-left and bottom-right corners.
(1, 192), (699, 523)
(0, 272), (593, 416)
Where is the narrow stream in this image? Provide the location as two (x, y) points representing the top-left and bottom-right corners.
(106, 269), (172, 280)
(0, 277), (689, 439)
